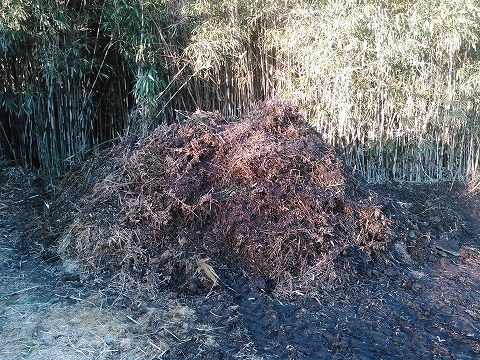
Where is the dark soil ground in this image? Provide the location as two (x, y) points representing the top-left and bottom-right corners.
(1, 169), (479, 359)
(1, 104), (479, 359)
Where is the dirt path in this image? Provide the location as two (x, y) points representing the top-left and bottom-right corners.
(1, 167), (479, 359)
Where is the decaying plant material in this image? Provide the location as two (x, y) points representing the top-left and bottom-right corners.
(47, 101), (392, 295)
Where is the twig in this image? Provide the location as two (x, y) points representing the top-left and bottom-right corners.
(4, 285), (43, 297)
(54, 294), (97, 306)
(149, 341), (168, 356)
(163, 327), (189, 342)
(469, 179), (480, 193)
(125, 314), (141, 325)
(195, 326), (225, 331)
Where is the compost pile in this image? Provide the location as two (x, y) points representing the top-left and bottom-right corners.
(47, 101), (391, 295)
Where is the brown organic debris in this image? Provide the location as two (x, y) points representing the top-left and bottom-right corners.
(47, 101), (392, 295)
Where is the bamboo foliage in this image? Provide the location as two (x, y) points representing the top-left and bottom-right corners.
(263, 0), (480, 182)
(0, 0), (479, 182)
(183, 0), (290, 115)
(181, 0), (480, 182)
(101, 0), (202, 132)
(0, 0), (129, 174)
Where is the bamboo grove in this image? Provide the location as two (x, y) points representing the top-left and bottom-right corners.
(1, 0), (479, 182)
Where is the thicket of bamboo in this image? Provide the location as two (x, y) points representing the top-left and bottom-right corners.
(1, 1), (129, 174)
(270, 0), (480, 182)
(1, 0), (479, 182)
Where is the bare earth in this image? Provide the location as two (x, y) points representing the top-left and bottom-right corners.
(1, 166), (479, 359)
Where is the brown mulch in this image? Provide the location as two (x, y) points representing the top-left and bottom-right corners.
(44, 101), (391, 295)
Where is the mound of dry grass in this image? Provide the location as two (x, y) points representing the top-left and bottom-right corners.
(47, 101), (391, 295)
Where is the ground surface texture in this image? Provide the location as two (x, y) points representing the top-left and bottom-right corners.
(0, 103), (479, 359)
